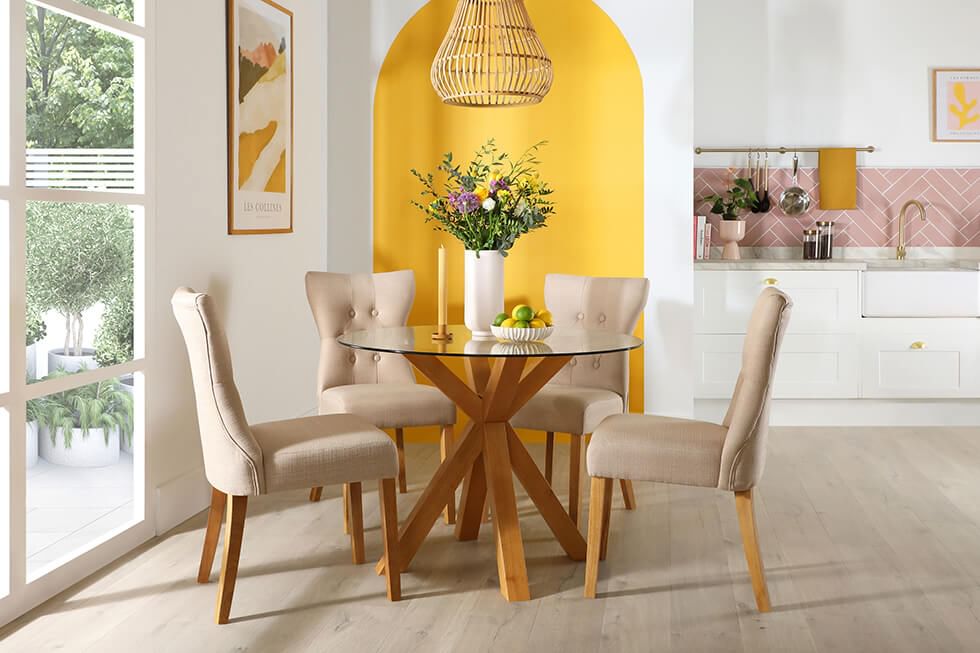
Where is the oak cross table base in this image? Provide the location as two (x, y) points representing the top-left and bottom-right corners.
(375, 353), (587, 601)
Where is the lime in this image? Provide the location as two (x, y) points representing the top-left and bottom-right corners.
(514, 320), (530, 329)
(512, 305), (535, 322)
(535, 309), (553, 326)
(529, 318), (546, 329)
(501, 318), (517, 328)
(493, 312), (509, 327)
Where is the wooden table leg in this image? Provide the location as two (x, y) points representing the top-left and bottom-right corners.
(483, 423), (530, 601)
(455, 451), (487, 541)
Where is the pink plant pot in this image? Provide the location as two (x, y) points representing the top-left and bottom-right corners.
(718, 220), (747, 260)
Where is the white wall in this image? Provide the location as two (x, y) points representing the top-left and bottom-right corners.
(695, 0), (980, 169)
(151, 0), (328, 532)
(326, 0), (697, 418)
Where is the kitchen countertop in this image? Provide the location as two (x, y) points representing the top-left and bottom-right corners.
(695, 247), (980, 271)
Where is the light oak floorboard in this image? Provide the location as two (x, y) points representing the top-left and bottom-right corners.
(7, 430), (980, 651)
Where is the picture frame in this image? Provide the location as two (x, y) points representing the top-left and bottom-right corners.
(227, 0), (294, 234)
(932, 68), (980, 143)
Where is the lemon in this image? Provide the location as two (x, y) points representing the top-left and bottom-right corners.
(529, 319), (546, 329)
(535, 309), (553, 326)
(500, 318), (517, 328)
(512, 304), (535, 322)
(493, 312), (509, 327)
(514, 320), (530, 329)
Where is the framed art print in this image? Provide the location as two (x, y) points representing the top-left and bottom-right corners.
(227, 0), (294, 234)
(933, 69), (980, 143)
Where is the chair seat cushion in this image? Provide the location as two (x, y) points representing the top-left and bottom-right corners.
(320, 383), (456, 429)
(510, 385), (624, 435)
(251, 414), (398, 493)
(587, 414), (728, 489)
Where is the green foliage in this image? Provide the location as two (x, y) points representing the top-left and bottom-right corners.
(411, 139), (556, 256)
(703, 178), (758, 220)
(94, 282), (133, 367)
(26, 202), (133, 356)
(28, 371), (134, 449)
(26, 301), (47, 346)
(25, 1), (134, 148)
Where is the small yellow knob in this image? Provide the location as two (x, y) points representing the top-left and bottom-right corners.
(910, 341), (926, 350)
(763, 278), (778, 286)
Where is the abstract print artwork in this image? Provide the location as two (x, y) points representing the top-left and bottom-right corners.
(933, 69), (980, 143)
(227, 0), (293, 234)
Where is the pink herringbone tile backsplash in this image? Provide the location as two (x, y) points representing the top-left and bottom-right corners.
(694, 168), (980, 247)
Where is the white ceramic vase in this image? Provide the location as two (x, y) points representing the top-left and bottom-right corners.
(40, 425), (120, 468)
(464, 250), (504, 338)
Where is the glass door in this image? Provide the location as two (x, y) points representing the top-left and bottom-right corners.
(0, 0), (151, 623)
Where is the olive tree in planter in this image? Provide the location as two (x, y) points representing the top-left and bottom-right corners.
(31, 372), (134, 468)
(26, 201), (133, 373)
(26, 301), (46, 382)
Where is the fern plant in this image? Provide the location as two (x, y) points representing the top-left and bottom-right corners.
(29, 371), (134, 449)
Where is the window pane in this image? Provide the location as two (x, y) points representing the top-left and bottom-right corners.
(0, 201), (8, 394)
(74, 0), (136, 22)
(27, 374), (136, 579)
(0, 409), (9, 597)
(25, 3), (135, 191)
(26, 202), (134, 382)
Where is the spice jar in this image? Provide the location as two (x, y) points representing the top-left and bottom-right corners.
(816, 221), (835, 259)
(803, 229), (819, 260)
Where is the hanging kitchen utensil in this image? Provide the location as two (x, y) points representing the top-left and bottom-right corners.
(757, 152), (772, 212)
(779, 152), (811, 216)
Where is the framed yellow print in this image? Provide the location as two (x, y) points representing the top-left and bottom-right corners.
(227, 0), (294, 234)
(933, 69), (980, 143)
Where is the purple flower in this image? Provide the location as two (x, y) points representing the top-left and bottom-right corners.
(489, 178), (510, 193)
(451, 191), (481, 214)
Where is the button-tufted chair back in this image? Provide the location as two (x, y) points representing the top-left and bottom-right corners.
(306, 271), (417, 403)
(544, 274), (650, 402)
(171, 287), (265, 496)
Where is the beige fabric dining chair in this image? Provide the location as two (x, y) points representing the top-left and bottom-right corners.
(510, 274), (650, 526)
(582, 287), (792, 612)
(171, 288), (402, 625)
(304, 271), (458, 520)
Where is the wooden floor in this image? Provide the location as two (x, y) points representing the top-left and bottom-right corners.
(4, 427), (980, 652)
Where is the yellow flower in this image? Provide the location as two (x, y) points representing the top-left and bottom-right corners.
(489, 171), (504, 184)
(474, 184), (490, 202)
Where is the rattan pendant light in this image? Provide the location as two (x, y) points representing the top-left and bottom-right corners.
(431, 0), (554, 107)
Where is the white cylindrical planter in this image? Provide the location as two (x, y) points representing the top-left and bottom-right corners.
(464, 250), (504, 338)
(27, 343), (37, 382)
(26, 421), (38, 467)
(39, 426), (120, 467)
(48, 348), (97, 374)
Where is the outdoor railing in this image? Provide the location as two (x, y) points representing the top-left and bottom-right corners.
(26, 148), (136, 191)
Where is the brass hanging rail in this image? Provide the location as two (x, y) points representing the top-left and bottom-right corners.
(695, 145), (876, 154)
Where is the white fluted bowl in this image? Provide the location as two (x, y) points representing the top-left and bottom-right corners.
(490, 325), (554, 342)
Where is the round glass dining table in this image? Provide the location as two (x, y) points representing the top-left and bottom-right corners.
(338, 325), (643, 602)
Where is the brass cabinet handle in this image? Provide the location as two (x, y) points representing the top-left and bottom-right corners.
(910, 341), (927, 350)
(763, 278), (778, 286)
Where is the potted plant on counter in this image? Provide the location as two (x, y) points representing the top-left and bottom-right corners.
(26, 201), (133, 373)
(26, 301), (46, 382)
(704, 177), (758, 260)
(32, 372), (134, 467)
(412, 139), (555, 337)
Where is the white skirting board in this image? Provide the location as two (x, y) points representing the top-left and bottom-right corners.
(155, 466), (210, 535)
(695, 399), (980, 427)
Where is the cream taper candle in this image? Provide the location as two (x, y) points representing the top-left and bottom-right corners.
(437, 245), (447, 326)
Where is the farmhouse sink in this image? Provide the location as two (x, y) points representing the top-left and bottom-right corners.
(863, 268), (980, 317)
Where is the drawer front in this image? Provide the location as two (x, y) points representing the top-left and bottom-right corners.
(695, 270), (859, 334)
(860, 321), (980, 398)
(694, 334), (860, 399)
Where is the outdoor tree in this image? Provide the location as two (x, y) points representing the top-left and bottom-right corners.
(25, 1), (135, 148)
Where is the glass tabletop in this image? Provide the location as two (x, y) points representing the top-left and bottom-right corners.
(337, 325), (643, 358)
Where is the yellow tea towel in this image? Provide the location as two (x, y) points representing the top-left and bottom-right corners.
(818, 148), (857, 210)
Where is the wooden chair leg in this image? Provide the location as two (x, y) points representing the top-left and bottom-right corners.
(620, 479), (637, 510)
(735, 489), (772, 613)
(544, 431), (555, 485)
(600, 477), (614, 561)
(215, 495), (247, 625)
(342, 483), (350, 534)
(348, 482), (365, 564)
(441, 424), (456, 524)
(198, 487), (226, 583)
(309, 486), (323, 502)
(379, 478), (401, 601)
(568, 435), (584, 527)
(395, 428), (407, 493)
(584, 477), (611, 598)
